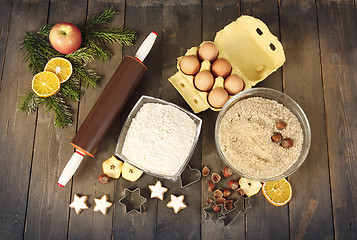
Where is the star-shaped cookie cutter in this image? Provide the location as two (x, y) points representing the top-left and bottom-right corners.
(180, 165), (202, 188)
(203, 202), (224, 224)
(219, 196), (252, 227)
(118, 188), (147, 214)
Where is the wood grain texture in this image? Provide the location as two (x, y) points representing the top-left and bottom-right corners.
(201, 1), (245, 239)
(279, 0), (335, 239)
(0, 0), (12, 89)
(240, 1), (289, 239)
(157, 0), (202, 239)
(66, 1), (125, 240)
(112, 1), (163, 239)
(316, 0), (357, 239)
(0, 0), (49, 239)
(24, 1), (87, 239)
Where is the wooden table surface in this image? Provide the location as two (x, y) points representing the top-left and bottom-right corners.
(0, 0), (356, 239)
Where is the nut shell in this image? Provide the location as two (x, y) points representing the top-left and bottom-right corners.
(223, 188), (231, 198)
(236, 188), (245, 197)
(222, 166), (233, 177)
(211, 173), (221, 183)
(202, 166), (211, 176)
(207, 180), (215, 192)
(215, 197), (226, 205)
(276, 120), (287, 130)
(281, 138), (293, 148)
(271, 132), (282, 143)
(214, 190), (223, 199)
(228, 180), (239, 190)
(98, 174), (109, 184)
(224, 199), (234, 211)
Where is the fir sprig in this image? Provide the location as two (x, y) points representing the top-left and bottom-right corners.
(19, 7), (137, 128)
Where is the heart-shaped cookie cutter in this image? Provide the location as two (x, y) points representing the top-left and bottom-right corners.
(180, 165), (202, 188)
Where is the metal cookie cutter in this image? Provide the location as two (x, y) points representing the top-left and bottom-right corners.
(118, 188), (147, 214)
(220, 196), (252, 227)
(180, 165), (202, 188)
(203, 202), (224, 224)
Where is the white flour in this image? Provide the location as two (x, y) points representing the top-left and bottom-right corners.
(122, 103), (197, 177)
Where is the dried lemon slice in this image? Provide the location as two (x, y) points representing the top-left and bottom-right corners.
(262, 178), (292, 206)
(44, 57), (72, 83)
(32, 71), (60, 97)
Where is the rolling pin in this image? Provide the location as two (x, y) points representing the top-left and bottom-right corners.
(58, 32), (157, 187)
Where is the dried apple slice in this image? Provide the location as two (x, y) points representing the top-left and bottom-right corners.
(122, 162), (143, 182)
(102, 156), (123, 179)
(238, 177), (262, 197)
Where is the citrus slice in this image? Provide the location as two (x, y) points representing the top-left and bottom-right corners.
(262, 178), (292, 206)
(32, 71), (60, 97)
(44, 57), (72, 83)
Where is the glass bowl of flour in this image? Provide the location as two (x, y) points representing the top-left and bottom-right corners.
(115, 95), (202, 180)
(215, 88), (311, 182)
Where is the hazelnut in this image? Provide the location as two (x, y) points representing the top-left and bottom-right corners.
(271, 132), (282, 143)
(214, 190), (223, 199)
(222, 166), (233, 177)
(236, 188), (245, 197)
(212, 205), (221, 213)
(211, 173), (221, 183)
(207, 180), (215, 192)
(228, 180), (239, 190)
(206, 197), (213, 205)
(98, 174), (109, 184)
(202, 166), (210, 176)
(281, 138), (293, 148)
(224, 199), (234, 211)
(276, 120), (287, 130)
(223, 188), (231, 198)
(215, 197), (225, 205)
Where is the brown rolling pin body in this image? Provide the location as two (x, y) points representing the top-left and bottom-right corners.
(71, 56), (147, 157)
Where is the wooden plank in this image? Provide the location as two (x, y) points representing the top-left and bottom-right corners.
(0, 0), (13, 89)
(156, 0), (202, 239)
(23, 1), (87, 239)
(316, 0), (357, 239)
(279, 0), (335, 239)
(240, 1), (289, 239)
(0, 0), (49, 239)
(112, 1), (163, 239)
(67, 1), (125, 239)
(201, 1), (245, 239)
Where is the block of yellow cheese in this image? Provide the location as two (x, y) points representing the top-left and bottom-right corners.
(168, 15), (285, 113)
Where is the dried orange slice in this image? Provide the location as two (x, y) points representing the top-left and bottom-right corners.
(32, 71), (60, 97)
(262, 178), (292, 206)
(44, 57), (72, 83)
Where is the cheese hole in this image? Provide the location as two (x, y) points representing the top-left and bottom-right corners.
(256, 28), (263, 35)
(270, 43), (276, 51)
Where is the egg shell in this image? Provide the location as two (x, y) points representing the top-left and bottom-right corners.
(224, 74), (245, 95)
(212, 58), (232, 78)
(179, 55), (200, 75)
(198, 42), (219, 62)
(194, 70), (214, 92)
(208, 87), (229, 108)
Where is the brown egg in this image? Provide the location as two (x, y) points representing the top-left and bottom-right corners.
(198, 42), (219, 62)
(211, 58), (232, 78)
(224, 74), (245, 95)
(194, 70), (214, 91)
(179, 55), (200, 75)
(208, 87), (229, 108)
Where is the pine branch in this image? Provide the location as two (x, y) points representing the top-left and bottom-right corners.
(90, 28), (136, 46)
(60, 79), (83, 101)
(88, 7), (117, 26)
(87, 39), (112, 61)
(72, 65), (100, 88)
(38, 24), (53, 36)
(44, 95), (73, 128)
(19, 91), (45, 114)
(20, 33), (62, 74)
(66, 47), (96, 63)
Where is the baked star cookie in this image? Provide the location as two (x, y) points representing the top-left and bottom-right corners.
(149, 181), (168, 200)
(69, 195), (89, 214)
(167, 194), (187, 214)
(93, 195), (113, 215)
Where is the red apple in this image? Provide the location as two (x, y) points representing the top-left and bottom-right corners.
(49, 22), (82, 54)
